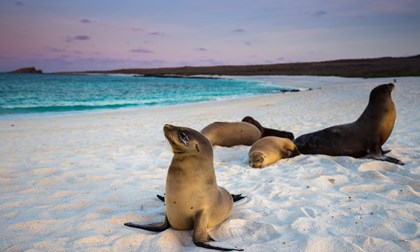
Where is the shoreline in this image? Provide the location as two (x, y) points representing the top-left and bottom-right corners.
(62, 55), (420, 78)
(0, 75), (404, 122)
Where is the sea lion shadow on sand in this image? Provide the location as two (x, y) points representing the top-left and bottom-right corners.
(294, 83), (404, 165)
(124, 124), (244, 251)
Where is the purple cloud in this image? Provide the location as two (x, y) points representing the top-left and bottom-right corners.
(314, 10), (327, 16)
(245, 41), (252, 46)
(48, 47), (66, 53)
(196, 48), (207, 52)
(66, 35), (90, 42)
(15, 1), (23, 6)
(147, 32), (164, 36)
(131, 28), (144, 32)
(233, 28), (245, 33)
(80, 19), (93, 24)
(130, 48), (154, 54)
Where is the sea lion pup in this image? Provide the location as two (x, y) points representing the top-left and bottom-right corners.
(201, 121), (261, 147)
(242, 116), (295, 140)
(248, 136), (299, 168)
(124, 124), (243, 251)
(294, 83), (404, 165)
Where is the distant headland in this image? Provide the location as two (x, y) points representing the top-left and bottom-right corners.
(64, 55), (420, 78)
(10, 67), (43, 74)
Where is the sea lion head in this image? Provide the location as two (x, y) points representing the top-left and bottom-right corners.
(163, 124), (212, 156)
(242, 116), (263, 132)
(248, 151), (266, 168)
(369, 83), (394, 101)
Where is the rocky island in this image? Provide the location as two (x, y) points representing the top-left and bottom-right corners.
(10, 67), (43, 74)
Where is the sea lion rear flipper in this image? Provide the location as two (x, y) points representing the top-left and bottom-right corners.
(124, 215), (170, 232)
(193, 211), (243, 251)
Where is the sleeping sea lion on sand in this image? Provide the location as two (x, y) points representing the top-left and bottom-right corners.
(249, 136), (299, 168)
(201, 121), (261, 147)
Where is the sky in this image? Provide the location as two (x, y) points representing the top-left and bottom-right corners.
(0, 0), (419, 72)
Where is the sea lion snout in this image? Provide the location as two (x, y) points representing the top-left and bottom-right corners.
(163, 124), (174, 133)
(249, 151), (264, 168)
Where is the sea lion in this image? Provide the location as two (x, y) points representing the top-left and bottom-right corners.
(242, 116), (294, 140)
(294, 83), (404, 165)
(124, 124), (243, 251)
(201, 121), (261, 147)
(248, 136), (299, 168)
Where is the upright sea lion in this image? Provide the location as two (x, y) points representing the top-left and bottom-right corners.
(248, 136), (299, 168)
(124, 124), (243, 251)
(242, 116), (294, 140)
(201, 121), (261, 147)
(294, 83), (404, 165)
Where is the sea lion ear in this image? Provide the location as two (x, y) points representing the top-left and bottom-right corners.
(195, 144), (200, 152)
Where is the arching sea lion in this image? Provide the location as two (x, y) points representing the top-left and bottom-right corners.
(201, 121), (261, 147)
(294, 83), (404, 165)
(242, 116), (295, 140)
(125, 124), (243, 251)
(249, 136), (299, 168)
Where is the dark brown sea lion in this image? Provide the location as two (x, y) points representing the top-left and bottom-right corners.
(125, 124), (243, 251)
(242, 116), (294, 140)
(294, 83), (404, 165)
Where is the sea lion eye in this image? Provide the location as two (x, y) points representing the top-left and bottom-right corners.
(178, 131), (189, 145)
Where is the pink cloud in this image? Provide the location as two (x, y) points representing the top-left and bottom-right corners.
(66, 35), (90, 42)
(130, 48), (154, 54)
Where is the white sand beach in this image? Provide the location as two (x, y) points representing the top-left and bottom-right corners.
(0, 76), (419, 251)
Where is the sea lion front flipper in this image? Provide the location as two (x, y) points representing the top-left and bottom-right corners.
(124, 215), (170, 232)
(231, 194), (246, 202)
(193, 211), (243, 251)
(157, 194), (165, 202)
(158, 194), (246, 203)
(382, 156), (405, 165)
(367, 147), (404, 165)
(368, 154), (405, 165)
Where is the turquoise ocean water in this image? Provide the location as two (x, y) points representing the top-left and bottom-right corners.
(0, 73), (293, 118)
